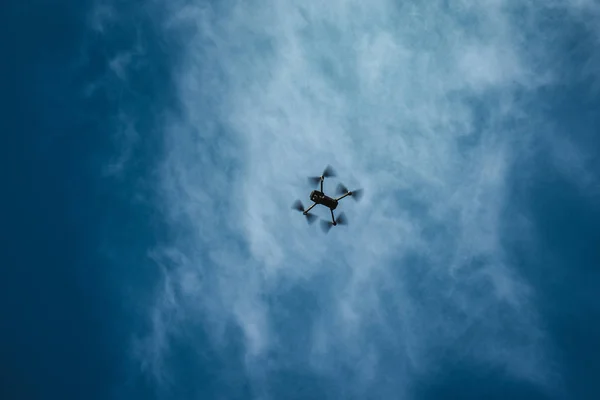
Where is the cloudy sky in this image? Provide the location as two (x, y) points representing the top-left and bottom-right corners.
(3, 0), (600, 399)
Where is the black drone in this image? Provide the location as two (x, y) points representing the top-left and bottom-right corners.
(292, 165), (364, 233)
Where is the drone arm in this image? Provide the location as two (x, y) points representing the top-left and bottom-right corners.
(335, 192), (351, 201)
(330, 209), (336, 225)
(320, 177), (324, 193)
(303, 202), (317, 214)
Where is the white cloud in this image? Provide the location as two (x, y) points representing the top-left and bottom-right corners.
(133, 0), (599, 397)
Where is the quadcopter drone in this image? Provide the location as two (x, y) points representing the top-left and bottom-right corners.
(292, 165), (364, 233)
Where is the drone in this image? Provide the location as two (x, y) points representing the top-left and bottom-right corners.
(292, 165), (364, 233)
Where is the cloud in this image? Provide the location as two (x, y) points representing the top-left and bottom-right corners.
(88, 0), (117, 34)
(546, 0), (600, 93)
(102, 113), (140, 177)
(133, 0), (599, 397)
(82, 2), (149, 179)
(541, 129), (600, 196)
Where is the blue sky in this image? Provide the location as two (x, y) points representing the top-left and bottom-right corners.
(2, 0), (600, 399)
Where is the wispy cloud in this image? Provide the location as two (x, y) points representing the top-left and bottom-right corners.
(88, 0), (117, 34)
(82, 1), (153, 180)
(101, 112), (140, 177)
(134, 0), (600, 397)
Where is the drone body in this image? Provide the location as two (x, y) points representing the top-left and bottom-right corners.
(310, 190), (338, 210)
(292, 165), (363, 232)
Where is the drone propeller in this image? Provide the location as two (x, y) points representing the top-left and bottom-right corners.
(320, 220), (334, 233)
(308, 165), (336, 186)
(320, 212), (348, 233)
(304, 213), (318, 224)
(308, 176), (321, 186)
(336, 212), (348, 226)
(322, 165), (336, 178)
(291, 200), (317, 224)
(350, 188), (364, 202)
(292, 200), (305, 212)
(336, 183), (349, 195)
(337, 183), (364, 201)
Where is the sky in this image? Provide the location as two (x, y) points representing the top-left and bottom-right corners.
(2, 0), (600, 399)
